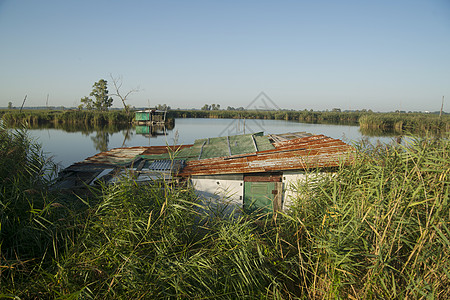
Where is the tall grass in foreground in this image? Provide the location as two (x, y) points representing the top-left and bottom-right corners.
(1, 125), (448, 298)
(0, 124), (76, 292)
(283, 136), (449, 298)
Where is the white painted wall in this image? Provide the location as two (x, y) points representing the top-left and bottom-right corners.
(282, 171), (307, 209)
(190, 178), (244, 211)
(191, 170), (328, 212)
(282, 171), (328, 209)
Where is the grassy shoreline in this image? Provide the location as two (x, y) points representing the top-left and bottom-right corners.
(0, 109), (133, 126)
(1, 124), (448, 298)
(2, 109), (448, 135)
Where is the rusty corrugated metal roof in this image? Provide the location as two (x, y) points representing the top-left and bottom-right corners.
(56, 132), (354, 189)
(178, 134), (355, 176)
(73, 146), (149, 167)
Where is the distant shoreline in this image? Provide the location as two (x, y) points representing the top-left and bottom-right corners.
(1, 108), (449, 135)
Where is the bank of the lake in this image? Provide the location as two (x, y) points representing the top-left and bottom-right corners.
(1, 109), (449, 135)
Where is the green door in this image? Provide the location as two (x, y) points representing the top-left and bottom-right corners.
(243, 182), (275, 214)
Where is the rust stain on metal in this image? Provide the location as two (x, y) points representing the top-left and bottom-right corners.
(73, 146), (149, 166)
(141, 144), (193, 155)
(70, 144), (193, 167)
(179, 135), (355, 176)
(57, 133), (355, 189)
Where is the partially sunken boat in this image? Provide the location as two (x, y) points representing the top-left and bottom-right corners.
(55, 132), (355, 213)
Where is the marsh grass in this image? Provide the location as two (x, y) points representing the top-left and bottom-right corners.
(1, 124), (448, 298)
(359, 113), (450, 135)
(282, 136), (450, 298)
(0, 109), (133, 126)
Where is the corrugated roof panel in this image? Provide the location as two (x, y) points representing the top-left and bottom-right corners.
(201, 136), (229, 159)
(178, 133), (275, 160)
(254, 135), (275, 151)
(179, 135), (355, 176)
(230, 134), (254, 155)
(148, 159), (186, 172)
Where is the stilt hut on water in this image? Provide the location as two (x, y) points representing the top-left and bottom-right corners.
(134, 109), (166, 125)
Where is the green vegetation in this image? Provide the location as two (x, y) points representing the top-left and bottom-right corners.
(169, 110), (449, 135)
(3, 108), (449, 136)
(168, 109), (362, 123)
(359, 112), (450, 134)
(1, 124), (448, 298)
(0, 109), (133, 126)
(284, 137), (449, 298)
(79, 79), (114, 111)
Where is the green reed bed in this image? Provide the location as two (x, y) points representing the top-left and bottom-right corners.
(0, 109), (133, 126)
(169, 109), (362, 124)
(34, 181), (284, 299)
(170, 109), (450, 134)
(0, 124), (76, 295)
(1, 124), (448, 298)
(281, 136), (449, 298)
(359, 113), (450, 134)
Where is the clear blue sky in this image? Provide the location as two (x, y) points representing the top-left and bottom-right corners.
(1, 0), (449, 112)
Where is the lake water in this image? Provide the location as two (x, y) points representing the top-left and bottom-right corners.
(26, 118), (396, 169)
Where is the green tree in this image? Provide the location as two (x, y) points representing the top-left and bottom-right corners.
(8, 102), (12, 109)
(80, 96), (94, 110)
(90, 79), (113, 111)
(156, 104), (171, 111)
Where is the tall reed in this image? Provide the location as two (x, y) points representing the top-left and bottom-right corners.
(281, 136), (449, 298)
(0, 109), (133, 126)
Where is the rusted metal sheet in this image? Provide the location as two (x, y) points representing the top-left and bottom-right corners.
(244, 173), (282, 182)
(179, 135), (355, 176)
(73, 146), (149, 166)
(67, 144), (192, 168)
(141, 145), (192, 155)
(56, 133), (354, 189)
(55, 144), (186, 190)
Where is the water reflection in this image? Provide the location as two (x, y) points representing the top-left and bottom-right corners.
(135, 125), (167, 137)
(91, 131), (110, 152)
(13, 122), (175, 153)
(359, 127), (399, 137)
(21, 122), (130, 135)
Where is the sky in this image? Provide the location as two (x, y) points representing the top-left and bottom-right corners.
(1, 0), (449, 112)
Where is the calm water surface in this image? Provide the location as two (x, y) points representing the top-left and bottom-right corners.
(27, 118), (395, 169)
